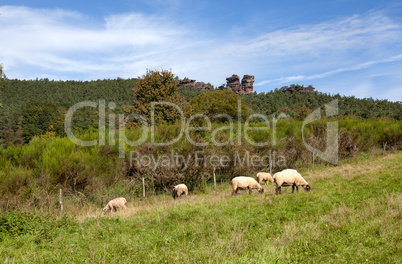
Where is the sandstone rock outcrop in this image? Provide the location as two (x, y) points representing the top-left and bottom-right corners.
(177, 79), (213, 91)
(177, 74), (255, 94)
(282, 85), (317, 94)
(226, 75), (241, 93)
(241, 75), (254, 94)
(226, 74), (254, 94)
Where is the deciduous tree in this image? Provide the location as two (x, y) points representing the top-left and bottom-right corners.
(130, 69), (186, 124)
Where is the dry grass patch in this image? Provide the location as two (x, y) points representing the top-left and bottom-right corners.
(75, 184), (234, 221)
(384, 193), (401, 220)
(304, 154), (396, 184)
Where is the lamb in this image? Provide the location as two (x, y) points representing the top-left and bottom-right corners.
(172, 184), (188, 199)
(231, 176), (264, 195)
(102, 197), (127, 212)
(273, 169), (310, 195)
(256, 172), (274, 185)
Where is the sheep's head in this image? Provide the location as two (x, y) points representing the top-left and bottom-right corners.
(258, 188), (264, 194)
(171, 188), (178, 199)
(305, 185), (311, 191)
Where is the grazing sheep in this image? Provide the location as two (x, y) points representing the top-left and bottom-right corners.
(256, 172), (274, 185)
(273, 169), (310, 195)
(231, 176), (264, 195)
(102, 197), (127, 212)
(172, 184), (188, 199)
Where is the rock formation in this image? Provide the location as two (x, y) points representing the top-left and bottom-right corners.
(226, 74), (254, 94)
(226, 75), (241, 93)
(177, 74), (255, 94)
(241, 75), (254, 94)
(178, 79), (196, 88)
(282, 85), (317, 95)
(177, 79), (213, 91)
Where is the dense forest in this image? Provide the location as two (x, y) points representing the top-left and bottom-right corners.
(0, 77), (401, 148)
(0, 78), (137, 147)
(245, 90), (401, 120)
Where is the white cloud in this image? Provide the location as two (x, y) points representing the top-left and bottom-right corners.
(255, 54), (402, 86)
(0, 4), (401, 99)
(211, 11), (400, 58)
(0, 5), (191, 78)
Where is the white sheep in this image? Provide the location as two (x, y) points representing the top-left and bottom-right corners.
(273, 169), (310, 195)
(231, 176), (264, 195)
(256, 172), (274, 185)
(172, 184), (188, 199)
(102, 197), (127, 212)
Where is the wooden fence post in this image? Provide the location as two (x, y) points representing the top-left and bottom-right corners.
(269, 150), (272, 175)
(142, 177), (145, 197)
(59, 189), (63, 214)
(368, 144), (375, 158)
(213, 167), (217, 190)
(312, 151), (315, 169)
(382, 142), (387, 156)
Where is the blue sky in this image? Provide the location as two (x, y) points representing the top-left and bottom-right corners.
(1, 0), (402, 101)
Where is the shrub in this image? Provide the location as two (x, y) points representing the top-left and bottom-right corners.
(0, 211), (77, 242)
(189, 90), (250, 122)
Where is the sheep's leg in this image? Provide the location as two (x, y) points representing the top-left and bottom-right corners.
(249, 188), (252, 195)
(292, 185), (295, 193)
(276, 186), (281, 195)
(296, 186), (299, 192)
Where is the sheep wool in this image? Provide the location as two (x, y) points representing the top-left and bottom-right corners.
(231, 176), (264, 195)
(102, 197), (127, 212)
(172, 184), (188, 199)
(256, 172), (274, 185)
(273, 169), (310, 194)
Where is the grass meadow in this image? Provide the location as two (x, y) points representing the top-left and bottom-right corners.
(0, 151), (401, 263)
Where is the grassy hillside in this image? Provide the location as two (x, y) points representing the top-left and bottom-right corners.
(1, 118), (400, 210)
(0, 152), (400, 263)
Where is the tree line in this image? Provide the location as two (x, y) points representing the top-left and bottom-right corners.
(0, 71), (401, 148)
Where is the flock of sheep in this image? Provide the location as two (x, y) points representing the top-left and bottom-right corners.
(231, 169), (310, 195)
(102, 169), (310, 213)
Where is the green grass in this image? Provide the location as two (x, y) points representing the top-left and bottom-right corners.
(0, 152), (401, 263)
